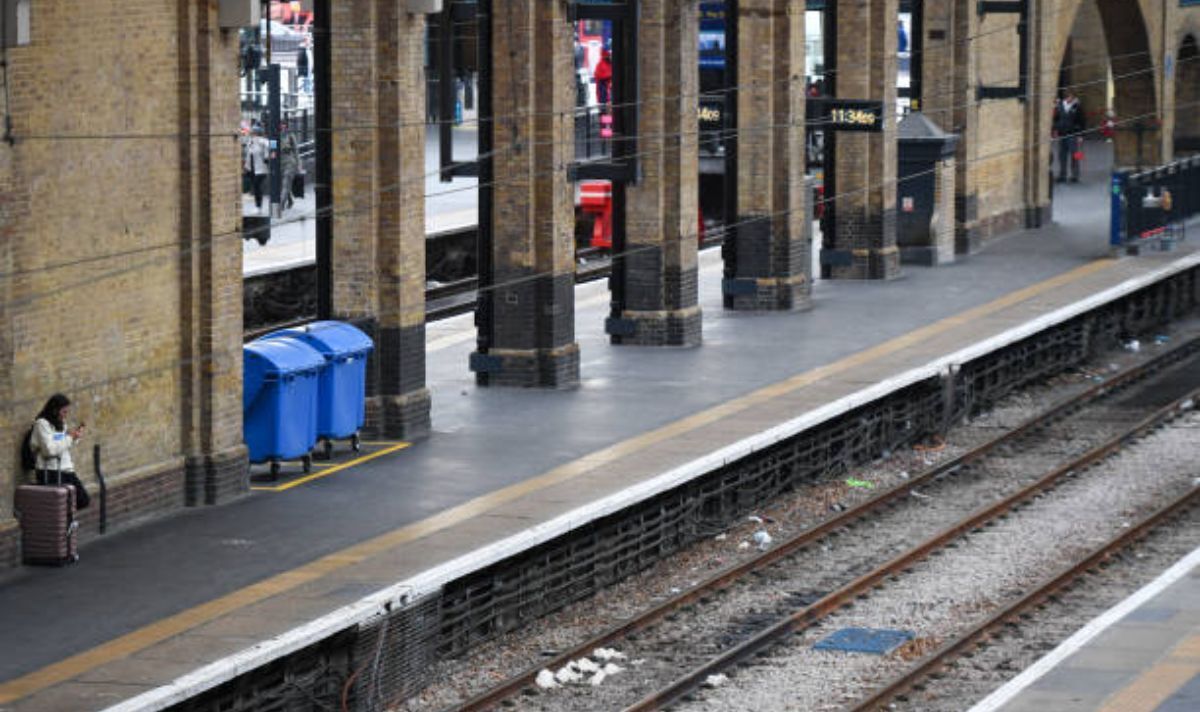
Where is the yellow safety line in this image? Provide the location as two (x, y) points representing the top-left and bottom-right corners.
(0, 257), (1117, 704)
(1097, 633), (1200, 712)
(249, 443), (410, 492)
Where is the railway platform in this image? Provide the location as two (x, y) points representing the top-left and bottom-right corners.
(243, 125), (478, 278)
(970, 546), (1200, 712)
(1, 146), (1199, 711)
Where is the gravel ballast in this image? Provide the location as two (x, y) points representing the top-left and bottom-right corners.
(392, 324), (1200, 712)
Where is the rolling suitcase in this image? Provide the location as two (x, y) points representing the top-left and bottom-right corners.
(14, 460), (78, 566)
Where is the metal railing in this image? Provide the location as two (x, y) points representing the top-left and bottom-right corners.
(1111, 155), (1200, 253)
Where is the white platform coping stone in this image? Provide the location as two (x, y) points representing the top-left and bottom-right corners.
(966, 544), (1200, 712)
(103, 250), (1200, 712)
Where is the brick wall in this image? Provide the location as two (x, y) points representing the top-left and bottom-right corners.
(0, 1), (245, 568)
(474, 0), (579, 387)
(329, 0), (431, 437)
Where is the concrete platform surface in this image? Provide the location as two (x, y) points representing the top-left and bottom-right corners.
(1, 143), (1197, 711)
(970, 547), (1200, 712)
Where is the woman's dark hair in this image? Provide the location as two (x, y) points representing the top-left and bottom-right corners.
(36, 393), (71, 431)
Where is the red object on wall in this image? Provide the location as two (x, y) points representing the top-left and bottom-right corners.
(579, 181), (613, 249)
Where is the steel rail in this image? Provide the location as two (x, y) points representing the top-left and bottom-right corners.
(447, 338), (1200, 712)
(620, 387), (1200, 712)
(849, 483), (1200, 712)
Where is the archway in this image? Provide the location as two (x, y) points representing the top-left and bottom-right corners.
(1087, 0), (1157, 168)
(1175, 35), (1200, 156)
(1051, 0), (1157, 184)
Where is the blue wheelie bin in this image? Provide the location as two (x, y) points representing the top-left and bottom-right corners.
(268, 321), (374, 458)
(243, 337), (326, 478)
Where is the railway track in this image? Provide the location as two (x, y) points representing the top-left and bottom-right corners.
(847, 485), (1200, 712)
(441, 335), (1200, 712)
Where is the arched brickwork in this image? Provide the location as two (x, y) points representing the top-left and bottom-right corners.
(1049, 0), (1158, 167)
(1176, 35), (1200, 155)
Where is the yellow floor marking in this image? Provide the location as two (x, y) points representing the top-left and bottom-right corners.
(0, 257), (1117, 704)
(1097, 632), (1200, 712)
(249, 443), (410, 493)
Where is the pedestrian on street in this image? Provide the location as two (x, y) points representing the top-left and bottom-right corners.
(1053, 91), (1086, 183)
(29, 393), (90, 511)
(279, 124), (301, 211)
(594, 50), (613, 106)
(245, 125), (271, 212)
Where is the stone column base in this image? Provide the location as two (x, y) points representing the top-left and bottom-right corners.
(825, 247), (901, 280)
(185, 445), (250, 506)
(722, 275), (812, 311)
(470, 342), (581, 388)
(607, 306), (702, 346)
(367, 388), (432, 441)
(956, 205), (1030, 254)
(900, 246), (954, 266)
(1025, 203), (1051, 229)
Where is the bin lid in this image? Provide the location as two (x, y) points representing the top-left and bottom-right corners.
(244, 338), (326, 409)
(278, 321), (375, 359)
(898, 112), (959, 159)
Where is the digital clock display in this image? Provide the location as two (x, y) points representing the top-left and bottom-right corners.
(812, 100), (885, 133)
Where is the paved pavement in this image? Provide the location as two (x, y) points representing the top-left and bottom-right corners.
(971, 547), (1200, 712)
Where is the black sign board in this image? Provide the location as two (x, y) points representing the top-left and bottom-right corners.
(807, 99), (886, 133)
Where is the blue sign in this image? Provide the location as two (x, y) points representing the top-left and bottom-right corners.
(699, 2), (726, 71)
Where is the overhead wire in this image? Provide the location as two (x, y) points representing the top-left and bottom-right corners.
(0, 40), (1174, 286)
(1, 97), (1188, 416)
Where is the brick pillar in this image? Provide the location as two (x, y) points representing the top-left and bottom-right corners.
(471, 0), (579, 386)
(724, 0), (812, 309)
(180, 1), (248, 505)
(331, 0), (431, 438)
(826, 0), (901, 279)
(918, 0), (966, 255)
(919, 1), (957, 133)
(1067, 0), (1109, 135)
(953, 0), (982, 253)
(614, 0), (702, 345)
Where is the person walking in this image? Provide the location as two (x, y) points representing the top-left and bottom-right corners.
(1053, 91), (1086, 183)
(279, 124), (301, 211)
(594, 49), (613, 106)
(244, 125), (271, 212)
(30, 393), (90, 511)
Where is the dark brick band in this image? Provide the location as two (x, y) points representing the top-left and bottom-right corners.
(367, 388), (433, 440)
(472, 343), (581, 389)
(185, 445), (250, 507)
(610, 306), (703, 347)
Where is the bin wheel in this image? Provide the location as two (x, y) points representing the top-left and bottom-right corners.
(302, 454), (313, 474)
(322, 439), (334, 460)
(269, 461), (281, 480)
(351, 433), (361, 453)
